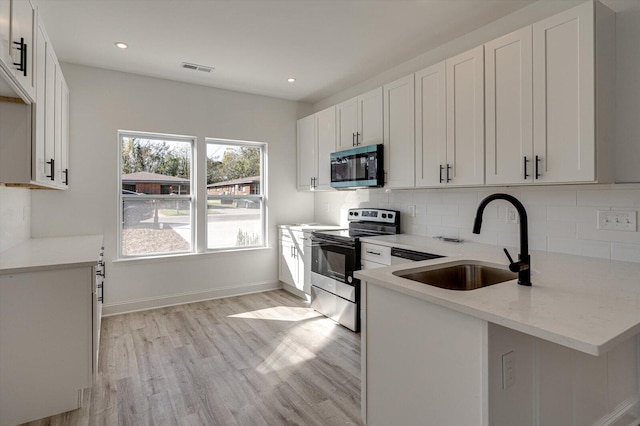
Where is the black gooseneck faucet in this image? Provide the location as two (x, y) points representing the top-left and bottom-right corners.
(473, 193), (531, 286)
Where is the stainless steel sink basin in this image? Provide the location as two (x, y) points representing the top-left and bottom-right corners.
(393, 261), (517, 291)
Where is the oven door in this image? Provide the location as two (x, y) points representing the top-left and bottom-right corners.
(311, 237), (357, 287)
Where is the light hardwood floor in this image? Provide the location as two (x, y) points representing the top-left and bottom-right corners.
(23, 290), (362, 426)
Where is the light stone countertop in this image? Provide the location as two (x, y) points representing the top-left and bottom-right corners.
(278, 223), (344, 232)
(0, 235), (104, 274)
(355, 234), (640, 356)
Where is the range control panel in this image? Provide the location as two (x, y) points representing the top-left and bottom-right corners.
(347, 208), (400, 225)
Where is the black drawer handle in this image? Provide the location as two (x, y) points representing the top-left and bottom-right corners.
(446, 164), (452, 183)
(63, 168), (69, 185)
(523, 156), (529, 180)
(366, 250), (381, 256)
(46, 158), (55, 180)
(535, 155), (541, 179)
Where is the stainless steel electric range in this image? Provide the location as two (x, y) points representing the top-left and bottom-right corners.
(310, 208), (401, 332)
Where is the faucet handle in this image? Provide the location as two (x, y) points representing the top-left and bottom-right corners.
(503, 248), (515, 264)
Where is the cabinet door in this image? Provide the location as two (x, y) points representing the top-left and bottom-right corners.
(44, 43), (57, 182)
(533, 2), (594, 183)
(0, 0), (10, 63)
(10, 0), (35, 101)
(315, 106), (336, 190)
(485, 26), (533, 185)
(60, 76), (69, 186)
(336, 97), (358, 151)
(296, 114), (316, 191)
(32, 20), (46, 182)
(383, 74), (415, 188)
(446, 45), (485, 186)
(358, 87), (383, 147)
(54, 64), (63, 183)
(278, 239), (297, 287)
(415, 61), (447, 187)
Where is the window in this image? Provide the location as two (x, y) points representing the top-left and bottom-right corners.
(206, 139), (266, 250)
(119, 132), (194, 258)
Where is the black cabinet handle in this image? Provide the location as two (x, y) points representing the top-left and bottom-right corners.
(535, 155), (541, 179)
(12, 37), (27, 76)
(352, 133), (355, 146)
(439, 164), (444, 183)
(46, 158), (55, 180)
(63, 168), (69, 185)
(523, 156), (529, 180)
(356, 132), (360, 146)
(446, 164), (452, 183)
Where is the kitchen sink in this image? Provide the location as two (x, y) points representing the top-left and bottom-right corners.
(393, 261), (517, 291)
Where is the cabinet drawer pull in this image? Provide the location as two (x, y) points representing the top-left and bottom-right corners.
(12, 37), (27, 77)
(352, 132), (356, 146)
(63, 168), (69, 185)
(366, 250), (381, 256)
(356, 132), (360, 146)
(446, 164), (452, 183)
(46, 158), (55, 180)
(523, 156), (529, 180)
(439, 164), (444, 183)
(535, 155), (541, 179)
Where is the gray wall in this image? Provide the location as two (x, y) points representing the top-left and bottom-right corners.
(30, 63), (314, 312)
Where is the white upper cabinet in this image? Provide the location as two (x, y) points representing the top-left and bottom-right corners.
(9, 0), (35, 100)
(0, 0), (10, 65)
(485, 26), (533, 185)
(315, 106), (336, 190)
(297, 114), (315, 191)
(532, 1), (613, 184)
(446, 46), (485, 186)
(414, 46), (484, 188)
(296, 106), (336, 191)
(415, 61), (446, 187)
(383, 74), (415, 188)
(336, 87), (383, 151)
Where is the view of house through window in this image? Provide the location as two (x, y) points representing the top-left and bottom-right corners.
(119, 133), (194, 257)
(206, 139), (266, 249)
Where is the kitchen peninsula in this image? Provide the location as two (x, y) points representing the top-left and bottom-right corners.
(355, 235), (640, 425)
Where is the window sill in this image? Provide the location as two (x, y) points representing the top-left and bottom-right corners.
(113, 246), (272, 265)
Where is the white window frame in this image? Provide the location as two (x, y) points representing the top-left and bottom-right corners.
(205, 138), (267, 251)
(117, 130), (196, 259)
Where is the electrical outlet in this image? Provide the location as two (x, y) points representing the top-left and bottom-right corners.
(597, 210), (637, 231)
(506, 207), (519, 224)
(502, 351), (515, 390)
(408, 205), (416, 217)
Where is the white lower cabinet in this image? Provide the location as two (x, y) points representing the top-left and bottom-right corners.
(0, 265), (98, 425)
(278, 228), (310, 296)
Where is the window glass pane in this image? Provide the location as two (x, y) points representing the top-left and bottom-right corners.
(121, 197), (192, 256)
(120, 134), (193, 257)
(207, 198), (264, 249)
(206, 142), (264, 250)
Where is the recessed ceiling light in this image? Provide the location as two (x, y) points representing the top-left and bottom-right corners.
(287, 77), (296, 83)
(115, 42), (128, 49)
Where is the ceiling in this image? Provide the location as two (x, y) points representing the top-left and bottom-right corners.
(36, 0), (536, 103)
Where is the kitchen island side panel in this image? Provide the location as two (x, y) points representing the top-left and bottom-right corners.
(364, 281), (488, 425)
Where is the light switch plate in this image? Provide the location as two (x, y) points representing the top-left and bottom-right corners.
(597, 210), (637, 232)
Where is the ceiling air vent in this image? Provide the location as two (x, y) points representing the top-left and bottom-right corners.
(180, 62), (214, 73)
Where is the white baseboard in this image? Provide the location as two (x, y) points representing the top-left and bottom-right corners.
(102, 281), (282, 316)
(596, 395), (640, 426)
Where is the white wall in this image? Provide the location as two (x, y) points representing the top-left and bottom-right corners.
(315, 184), (640, 263)
(30, 63), (314, 314)
(0, 186), (30, 252)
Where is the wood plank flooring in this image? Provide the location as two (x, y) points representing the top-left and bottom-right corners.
(23, 290), (362, 426)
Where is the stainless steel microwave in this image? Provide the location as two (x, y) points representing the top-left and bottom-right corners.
(330, 144), (384, 189)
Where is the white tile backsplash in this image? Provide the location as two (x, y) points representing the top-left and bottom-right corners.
(314, 184), (640, 264)
(0, 186), (30, 252)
